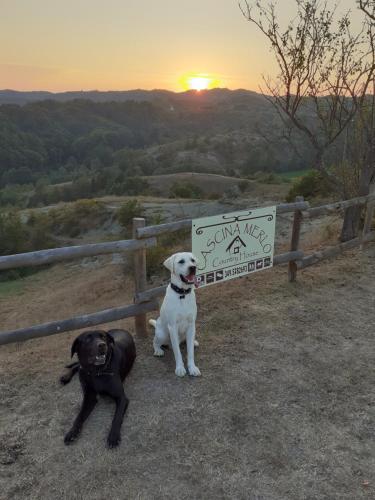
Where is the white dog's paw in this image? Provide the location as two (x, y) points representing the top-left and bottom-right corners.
(175, 365), (187, 377)
(194, 340), (199, 347)
(153, 347), (165, 357)
(188, 365), (201, 377)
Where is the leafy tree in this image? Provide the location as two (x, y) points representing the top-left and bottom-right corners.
(286, 171), (332, 202)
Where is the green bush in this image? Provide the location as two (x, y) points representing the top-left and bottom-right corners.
(149, 213), (165, 226)
(110, 177), (149, 196)
(286, 171), (332, 202)
(145, 228), (191, 279)
(0, 211), (28, 255)
(169, 182), (203, 199)
(207, 192), (221, 200)
(47, 199), (109, 237)
(254, 172), (283, 184)
(238, 180), (251, 193)
(0, 210), (54, 255)
(25, 212), (55, 249)
(0, 184), (32, 208)
(117, 200), (143, 229)
(0, 210), (54, 281)
(146, 244), (170, 279)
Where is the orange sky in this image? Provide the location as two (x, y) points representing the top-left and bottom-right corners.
(0, 0), (364, 92)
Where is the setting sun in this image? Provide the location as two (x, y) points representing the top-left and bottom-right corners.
(188, 75), (211, 91)
(180, 73), (220, 91)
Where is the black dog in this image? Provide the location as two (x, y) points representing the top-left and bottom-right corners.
(61, 329), (136, 448)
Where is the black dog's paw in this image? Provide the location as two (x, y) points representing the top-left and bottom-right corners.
(60, 374), (71, 385)
(107, 431), (121, 449)
(64, 428), (79, 445)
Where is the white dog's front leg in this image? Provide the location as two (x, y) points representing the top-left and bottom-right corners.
(168, 324), (186, 377)
(186, 325), (201, 377)
(153, 322), (165, 357)
(153, 336), (165, 357)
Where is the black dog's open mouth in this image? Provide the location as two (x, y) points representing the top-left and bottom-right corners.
(180, 272), (199, 288)
(94, 354), (107, 366)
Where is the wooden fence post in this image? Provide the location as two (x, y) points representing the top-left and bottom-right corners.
(288, 196), (304, 282)
(361, 199), (375, 247)
(133, 218), (148, 337)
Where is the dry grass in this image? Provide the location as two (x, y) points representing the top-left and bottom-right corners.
(146, 172), (246, 198)
(301, 216), (343, 251)
(145, 172), (290, 200)
(0, 261), (132, 332)
(1, 243), (375, 499)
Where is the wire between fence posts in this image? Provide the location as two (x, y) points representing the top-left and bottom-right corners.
(132, 218), (148, 337)
(288, 196), (304, 282)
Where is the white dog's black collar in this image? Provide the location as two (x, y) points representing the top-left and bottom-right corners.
(170, 282), (192, 299)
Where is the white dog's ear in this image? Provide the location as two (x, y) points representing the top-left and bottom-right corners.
(163, 255), (176, 273)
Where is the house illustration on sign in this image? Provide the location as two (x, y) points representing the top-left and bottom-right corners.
(226, 236), (247, 255)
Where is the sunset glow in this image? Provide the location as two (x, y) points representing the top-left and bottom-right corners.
(0, 0), (362, 92)
(188, 75), (212, 91)
(180, 73), (220, 92)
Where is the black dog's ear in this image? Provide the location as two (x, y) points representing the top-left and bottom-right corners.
(107, 333), (115, 345)
(71, 337), (80, 358)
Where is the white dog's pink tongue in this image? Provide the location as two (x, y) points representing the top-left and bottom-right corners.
(186, 273), (199, 288)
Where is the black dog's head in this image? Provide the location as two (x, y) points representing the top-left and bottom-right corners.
(71, 330), (114, 370)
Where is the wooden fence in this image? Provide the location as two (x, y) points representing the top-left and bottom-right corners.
(0, 195), (374, 346)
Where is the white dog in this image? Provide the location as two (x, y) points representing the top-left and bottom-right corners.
(149, 252), (200, 377)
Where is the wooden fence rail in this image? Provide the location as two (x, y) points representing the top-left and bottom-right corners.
(304, 194), (375, 218)
(136, 200), (311, 239)
(0, 195), (374, 346)
(0, 300), (159, 346)
(133, 250), (305, 304)
(0, 237), (157, 271)
(298, 237), (362, 269)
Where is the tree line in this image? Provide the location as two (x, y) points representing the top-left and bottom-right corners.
(0, 90), (326, 202)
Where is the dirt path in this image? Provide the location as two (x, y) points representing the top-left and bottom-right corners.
(0, 246), (374, 499)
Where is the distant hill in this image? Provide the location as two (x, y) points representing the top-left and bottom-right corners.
(0, 88), (318, 206)
(0, 87), (265, 106)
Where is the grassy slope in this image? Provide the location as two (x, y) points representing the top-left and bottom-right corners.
(145, 172), (249, 197)
(278, 169), (312, 180)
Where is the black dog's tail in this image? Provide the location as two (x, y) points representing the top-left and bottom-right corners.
(60, 361), (80, 385)
(65, 361), (80, 369)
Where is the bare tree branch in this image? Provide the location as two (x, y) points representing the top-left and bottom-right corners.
(239, 0), (374, 177)
(359, 0), (375, 21)
(240, 0), (375, 240)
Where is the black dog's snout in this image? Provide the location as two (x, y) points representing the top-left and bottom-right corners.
(189, 266), (196, 274)
(98, 342), (107, 354)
